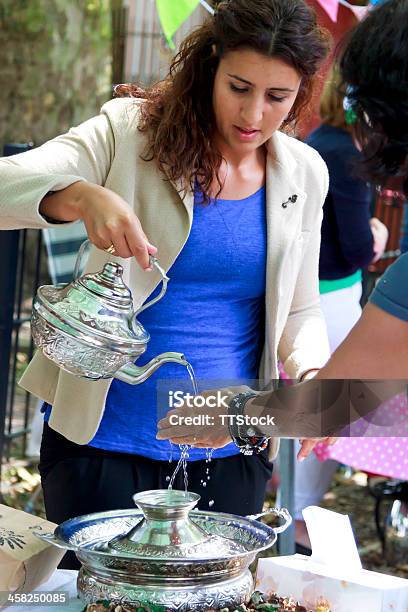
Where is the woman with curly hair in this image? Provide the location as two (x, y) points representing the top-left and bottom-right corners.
(158, 0), (408, 465)
(0, 0), (331, 567)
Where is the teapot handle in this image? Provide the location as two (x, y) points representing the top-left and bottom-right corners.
(73, 239), (92, 280)
(73, 241), (169, 313)
(135, 256), (170, 315)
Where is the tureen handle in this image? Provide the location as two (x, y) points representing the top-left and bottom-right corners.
(246, 507), (292, 534)
(135, 256), (170, 315)
(33, 531), (77, 551)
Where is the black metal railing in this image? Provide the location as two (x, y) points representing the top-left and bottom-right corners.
(0, 144), (48, 497)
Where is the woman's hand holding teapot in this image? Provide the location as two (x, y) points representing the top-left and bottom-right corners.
(39, 181), (157, 270)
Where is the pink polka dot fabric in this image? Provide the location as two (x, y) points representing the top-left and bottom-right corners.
(314, 392), (408, 480)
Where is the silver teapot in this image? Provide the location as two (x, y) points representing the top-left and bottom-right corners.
(31, 240), (188, 383)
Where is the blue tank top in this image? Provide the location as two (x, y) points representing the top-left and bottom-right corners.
(43, 186), (267, 461)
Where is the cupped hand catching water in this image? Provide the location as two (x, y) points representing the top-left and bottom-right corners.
(156, 387), (243, 449)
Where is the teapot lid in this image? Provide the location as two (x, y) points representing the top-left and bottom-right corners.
(77, 262), (134, 309)
(37, 262), (149, 351)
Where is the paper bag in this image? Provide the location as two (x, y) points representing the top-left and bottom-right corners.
(0, 504), (65, 606)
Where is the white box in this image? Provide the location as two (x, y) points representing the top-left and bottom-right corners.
(256, 554), (408, 611)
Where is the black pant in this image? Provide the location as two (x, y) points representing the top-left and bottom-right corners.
(39, 423), (273, 569)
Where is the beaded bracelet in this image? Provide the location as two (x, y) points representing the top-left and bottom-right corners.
(227, 391), (270, 456)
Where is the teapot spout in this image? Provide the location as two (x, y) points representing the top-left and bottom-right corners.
(115, 352), (189, 385)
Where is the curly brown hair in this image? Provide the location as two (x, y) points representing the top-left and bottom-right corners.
(116, 0), (330, 202)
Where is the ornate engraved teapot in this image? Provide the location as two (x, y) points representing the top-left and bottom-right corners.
(31, 240), (188, 383)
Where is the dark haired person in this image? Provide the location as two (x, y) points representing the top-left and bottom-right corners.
(315, 0), (408, 384)
(295, 63), (388, 551)
(0, 0), (331, 565)
(299, 0), (408, 390)
(158, 0), (408, 455)
(307, 63), (388, 353)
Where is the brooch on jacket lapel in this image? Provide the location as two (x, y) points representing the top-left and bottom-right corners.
(282, 194), (298, 208)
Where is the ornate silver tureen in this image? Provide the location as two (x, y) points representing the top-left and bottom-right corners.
(37, 489), (291, 611)
(31, 240), (188, 383)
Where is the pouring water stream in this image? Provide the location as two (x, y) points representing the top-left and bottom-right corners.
(167, 363), (215, 503)
(167, 363), (198, 492)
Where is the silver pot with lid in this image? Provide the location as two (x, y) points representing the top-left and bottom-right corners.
(36, 489), (291, 611)
(31, 240), (188, 383)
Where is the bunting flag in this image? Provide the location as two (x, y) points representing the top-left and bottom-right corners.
(316, 0), (339, 22)
(156, 0), (200, 49)
(316, 0), (371, 22)
(346, 3), (369, 19)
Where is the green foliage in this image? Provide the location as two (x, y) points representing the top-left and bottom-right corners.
(0, 2), (50, 36)
(0, 0), (111, 38)
(0, 0), (112, 147)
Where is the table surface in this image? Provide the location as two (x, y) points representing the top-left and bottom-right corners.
(2, 570), (83, 612)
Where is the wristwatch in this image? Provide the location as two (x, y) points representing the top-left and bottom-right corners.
(227, 391), (270, 455)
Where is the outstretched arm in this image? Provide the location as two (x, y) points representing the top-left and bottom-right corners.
(316, 302), (408, 379)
